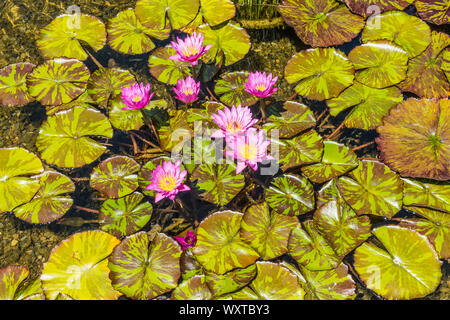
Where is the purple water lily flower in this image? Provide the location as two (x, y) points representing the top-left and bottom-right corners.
(244, 71), (278, 98)
(174, 230), (197, 251)
(169, 32), (212, 66)
(173, 76), (200, 104)
(121, 82), (154, 110)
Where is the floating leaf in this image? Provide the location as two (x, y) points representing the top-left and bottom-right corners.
(40, 230), (120, 300)
(265, 174), (315, 216)
(204, 264), (256, 297)
(13, 278), (45, 300)
(200, 0), (236, 26)
(376, 98), (450, 181)
(86, 67), (135, 108)
(148, 46), (192, 85)
(36, 107), (113, 168)
(159, 110), (193, 153)
(45, 91), (94, 116)
(37, 14), (106, 60)
(402, 178), (450, 213)
(109, 232), (182, 300)
(361, 11), (431, 58)
(443, 48), (450, 80)
(180, 250), (204, 281)
(353, 225), (442, 300)
(27, 58), (90, 106)
(278, 0), (365, 47)
(327, 82), (403, 130)
(107, 8), (170, 55)
(0, 266), (29, 300)
(241, 202), (298, 260)
(348, 41), (408, 88)
(285, 47), (354, 101)
(399, 31), (450, 99)
(0, 148), (44, 213)
(192, 211), (259, 274)
(171, 275), (213, 300)
(214, 71), (258, 107)
(337, 160), (403, 218)
(344, 0), (414, 17)
(301, 141), (359, 184)
(415, 0), (449, 25)
(0, 63), (35, 107)
(90, 156), (140, 199)
(13, 171), (75, 224)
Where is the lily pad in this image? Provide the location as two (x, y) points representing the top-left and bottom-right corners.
(148, 46), (192, 85)
(285, 47), (354, 101)
(376, 98), (450, 181)
(37, 14), (106, 60)
(86, 67), (135, 108)
(45, 91), (94, 116)
(327, 82), (403, 130)
(40, 230), (121, 300)
(443, 48), (450, 80)
(301, 141), (359, 184)
(27, 58), (90, 106)
(348, 41), (408, 88)
(90, 156), (140, 199)
(108, 232), (182, 300)
(402, 178), (450, 213)
(353, 225), (442, 300)
(192, 210), (259, 274)
(159, 109), (193, 153)
(415, 0), (450, 25)
(337, 160), (403, 218)
(265, 174), (315, 216)
(361, 11), (431, 58)
(107, 8), (170, 55)
(344, 0), (414, 17)
(36, 107), (114, 168)
(214, 71), (259, 107)
(0, 266), (43, 300)
(399, 31), (450, 99)
(204, 264), (257, 297)
(171, 275), (213, 300)
(200, 0), (236, 26)
(13, 171), (75, 224)
(0, 63), (35, 107)
(0, 148), (44, 213)
(278, 0), (365, 47)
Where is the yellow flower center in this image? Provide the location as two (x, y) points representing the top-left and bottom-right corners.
(183, 88), (194, 96)
(227, 121), (241, 134)
(239, 143), (258, 160)
(158, 174), (177, 192)
(183, 46), (199, 57)
(132, 95), (142, 102)
(256, 84), (267, 92)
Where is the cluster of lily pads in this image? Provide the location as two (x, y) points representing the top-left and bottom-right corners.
(0, 0), (448, 300)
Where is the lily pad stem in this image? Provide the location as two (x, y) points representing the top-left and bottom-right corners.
(139, 109), (160, 146)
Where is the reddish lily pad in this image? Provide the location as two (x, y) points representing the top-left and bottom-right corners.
(171, 275), (213, 300)
(214, 71), (258, 107)
(0, 63), (35, 107)
(415, 0), (450, 25)
(0, 266), (45, 300)
(344, 0), (414, 17)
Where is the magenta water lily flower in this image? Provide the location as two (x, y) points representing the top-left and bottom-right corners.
(121, 82), (154, 110)
(175, 230), (197, 251)
(169, 32), (212, 66)
(146, 160), (190, 203)
(173, 76), (200, 104)
(211, 105), (258, 139)
(226, 128), (274, 174)
(244, 71), (278, 98)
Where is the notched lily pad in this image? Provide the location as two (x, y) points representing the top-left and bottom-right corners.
(0, 63), (35, 107)
(214, 71), (258, 107)
(148, 46), (192, 85)
(204, 264), (256, 297)
(402, 178), (450, 213)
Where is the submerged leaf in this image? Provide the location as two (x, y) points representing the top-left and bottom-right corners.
(0, 63), (35, 107)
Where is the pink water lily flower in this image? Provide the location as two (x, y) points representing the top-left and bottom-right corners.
(173, 76), (200, 104)
(121, 82), (154, 110)
(244, 71), (278, 98)
(146, 160), (190, 203)
(169, 32), (212, 66)
(211, 105), (258, 139)
(226, 128), (274, 174)
(175, 230), (197, 251)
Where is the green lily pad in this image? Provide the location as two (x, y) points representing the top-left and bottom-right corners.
(344, 0), (414, 17)
(376, 98), (450, 181)
(90, 156), (140, 199)
(0, 148), (44, 213)
(171, 275), (213, 300)
(0, 63), (35, 107)
(241, 202), (298, 260)
(108, 232), (182, 300)
(348, 41), (408, 88)
(0, 266), (44, 300)
(37, 14), (106, 60)
(353, 225), (442, 300)
(27, 58), (90, 106)
(86, 67), (135, 108)
(214, 71), (259, 107)
(13, 171), (75, 224)
(337, 160), (403, 218)
(200, 0), (236, 26)
(99, 192), (153, 238)
(192, 210), (259, 274)
(148, 46), (192, 85)
(278, 0), (365, 47)
(191, 163), (245, 206)
(288, 221), (340, 271)
(180, 250), (204, 281)
(14, 278), (46, 300)
(400, 31), (450, 99)
(36, 106), (114, 168)
(204, 264), (256, 297)
(285, 47), (354, 101)
(442, 48), (450, 80)
(40, 230), (121, 300)
(45, 91), (94, 116)
(159, 109), (193, 153)
(135, 0), (200, 30)
(301, 141), (359, 184)
(263, 101), (316, 139)
(107, 8), (170, 55)
(199, 22), (251, 66)
(327, 82), (403, 130)
(402, 178), (450, 213)
(415, 0), (449, 25)
(265, 174), (315, 216)
(361, 11), (431, 58)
